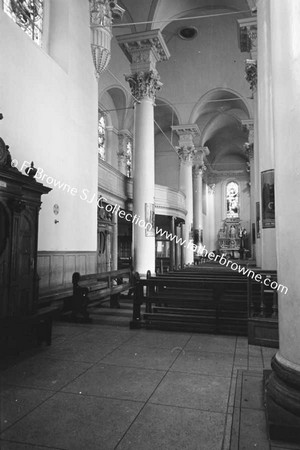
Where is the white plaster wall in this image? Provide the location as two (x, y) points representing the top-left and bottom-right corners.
(0, 1), (98, 252)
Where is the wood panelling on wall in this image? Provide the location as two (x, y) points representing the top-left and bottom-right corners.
(37, 251), (97, 292)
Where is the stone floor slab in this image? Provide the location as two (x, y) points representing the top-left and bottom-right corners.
(241, 373), (264, 410)
(0, 385), (53, 432)
(170, 350), (234, 376)
(43, 339), (117, 363)
(0, 357), (92, 391)
(127, 330), (192, 349)
(101, 345), (181, 370)
(239, 408), (270, 450)
(184, 334), (236, 354)
(1, 392), (143, 450)
(117, 403), (226, 450)
(62, 363), (165, 401)
(149, 370), (231, 413)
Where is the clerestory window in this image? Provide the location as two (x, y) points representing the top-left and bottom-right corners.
(3, 0), (44, 46)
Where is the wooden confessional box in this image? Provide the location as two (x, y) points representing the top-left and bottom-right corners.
(0, 136), (51, 352)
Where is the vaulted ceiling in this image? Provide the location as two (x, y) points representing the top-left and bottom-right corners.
(109, 0), (254, 172)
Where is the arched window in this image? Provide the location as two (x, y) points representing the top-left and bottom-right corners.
(3, 0), (44, 45)
(98, 113), (106, 160)
(126, 140), (132, 177)
(226, 181), (239, 218)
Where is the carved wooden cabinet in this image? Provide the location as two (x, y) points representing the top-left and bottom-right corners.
(0, 141), (50, 319)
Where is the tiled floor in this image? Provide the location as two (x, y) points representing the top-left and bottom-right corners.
(0, 322), (297, 450)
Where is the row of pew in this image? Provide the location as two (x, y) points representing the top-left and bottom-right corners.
(130, 265), (279, 343)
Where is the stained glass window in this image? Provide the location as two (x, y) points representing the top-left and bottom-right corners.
(126, 140), (132, 177)
(3, 0), (44, 46)
(226, 181), (239, 218)
(98, 113), (106, 160)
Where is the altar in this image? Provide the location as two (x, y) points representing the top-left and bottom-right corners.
(218, 218), (242, 259)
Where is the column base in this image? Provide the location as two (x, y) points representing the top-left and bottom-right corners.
(264, 354), (300, 444)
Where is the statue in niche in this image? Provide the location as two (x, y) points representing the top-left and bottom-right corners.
(229, 225), (237, 238)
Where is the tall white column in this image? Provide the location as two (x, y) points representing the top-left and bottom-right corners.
(193, 146), (209, 247)
(242, 120), (255, 258)
(207, 184), (216, 252)
(111, 213), (118, 271)
(257, 2), (276, 270)
(172, 125), (201, 265)
(180, 154), (194, 264)
(263, 0), (300, 441)
(117, 31), (170, 276)
(193, 167), (203, 246)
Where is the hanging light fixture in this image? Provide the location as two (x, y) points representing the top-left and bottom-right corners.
(89, 0), (125, 77)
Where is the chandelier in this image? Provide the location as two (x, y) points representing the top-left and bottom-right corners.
(89, 0), (125, 77)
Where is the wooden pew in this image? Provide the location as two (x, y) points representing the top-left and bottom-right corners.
(69, 268), (133, 322)
(130, 270), (248, 335)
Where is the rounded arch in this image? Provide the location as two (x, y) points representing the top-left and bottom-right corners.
(189, 87), (252, 125)
(99, 85), (129, 130)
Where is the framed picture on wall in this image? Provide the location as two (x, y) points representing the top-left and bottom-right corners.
(256, 201), (260, 238)
(261, 169), (275, 228)
(252, 222), (256, 244)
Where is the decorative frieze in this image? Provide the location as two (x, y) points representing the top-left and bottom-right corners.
(117, 30), (170, 72)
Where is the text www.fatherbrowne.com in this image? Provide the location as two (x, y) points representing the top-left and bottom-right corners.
(17, 160), (288, 295)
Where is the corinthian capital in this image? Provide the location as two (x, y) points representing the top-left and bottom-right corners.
(193, 146), (209, 165)
(193, 164), (207, 177)
(176, 146), (195, 165)
(125, 70), (162, 102)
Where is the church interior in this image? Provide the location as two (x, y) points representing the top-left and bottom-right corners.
(1, 0), (300, 448)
